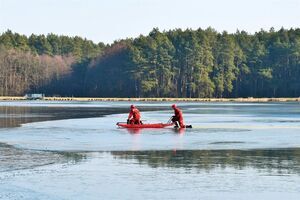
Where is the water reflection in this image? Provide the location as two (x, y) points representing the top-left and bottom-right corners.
(122, 127), (186, 135)
(111, 148), (300, 174)
(0, 106), (129, 128)
(0, 106), (167, 128)
(173, 128), (186, 134)
(0, 142), (86, 172)
(125, 128), (142, 134)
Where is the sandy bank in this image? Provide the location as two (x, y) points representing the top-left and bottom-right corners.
(0, 96), (300, 102)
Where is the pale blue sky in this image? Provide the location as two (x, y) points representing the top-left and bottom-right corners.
(0, 0), (299, 44)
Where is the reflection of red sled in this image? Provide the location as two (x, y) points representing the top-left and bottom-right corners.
(116, 122), (174, 128)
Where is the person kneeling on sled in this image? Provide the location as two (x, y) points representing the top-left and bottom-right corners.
(127, 105), (142, 124)
(171, 104), (185, 128)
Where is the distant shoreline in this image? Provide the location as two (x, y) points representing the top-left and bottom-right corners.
(0, 96), (300, 102)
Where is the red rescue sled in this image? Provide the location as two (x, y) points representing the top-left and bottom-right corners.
(116, 122), (174, 128)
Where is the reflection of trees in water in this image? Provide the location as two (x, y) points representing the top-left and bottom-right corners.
(56, 151), (87, 164)
(0, 106), (167, 128)
(0, 106), (121, 128)
(112, 149), (300, 174)
(0, 106), (49, 128)
(0, 142), (86, 172)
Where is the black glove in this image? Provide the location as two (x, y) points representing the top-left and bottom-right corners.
(127, 119), (130, 124)
(171, 116), (176, 122)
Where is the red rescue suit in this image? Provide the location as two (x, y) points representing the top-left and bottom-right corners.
(128, 108), (141, 124)
(172, 107), (185, 128)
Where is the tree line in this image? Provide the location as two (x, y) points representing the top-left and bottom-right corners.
(0, 28), (300, 97)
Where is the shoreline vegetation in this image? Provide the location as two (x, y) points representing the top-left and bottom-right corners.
(0, 96), (299, 102)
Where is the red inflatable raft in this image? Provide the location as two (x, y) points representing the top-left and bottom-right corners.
(116, 122), (174, 128)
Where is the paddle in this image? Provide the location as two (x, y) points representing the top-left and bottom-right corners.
(167, 116), (173, 124)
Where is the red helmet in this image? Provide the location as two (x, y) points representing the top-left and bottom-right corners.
(130, 105), (135, 109)
(171, 104), (176, 108)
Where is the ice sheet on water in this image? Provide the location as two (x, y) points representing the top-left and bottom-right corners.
(1, 101), (300, 199)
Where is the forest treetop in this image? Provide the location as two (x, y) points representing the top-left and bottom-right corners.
(1, 27), (300, 98)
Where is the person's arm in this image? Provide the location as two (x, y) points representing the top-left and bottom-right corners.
(128, 111), (133, 119)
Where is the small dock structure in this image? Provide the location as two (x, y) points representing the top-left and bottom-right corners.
(24, 93), (45, 100)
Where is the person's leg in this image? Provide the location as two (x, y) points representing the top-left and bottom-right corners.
(130, 119), (134, 124)
(137, 118), (141, 124)
(172, 116), (179, 123)
(179, 119), (185, 128)
(172, 116), (180, 127)
(134, 118), (140, 124)
(173, 120), (179, 128)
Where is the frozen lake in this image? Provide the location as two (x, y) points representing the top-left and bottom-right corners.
(0, 101), (300, 199)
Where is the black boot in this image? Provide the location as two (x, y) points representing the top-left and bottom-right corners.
(174, 121), (179, 128)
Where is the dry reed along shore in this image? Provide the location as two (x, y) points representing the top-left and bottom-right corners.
(0, 96), (300, 102)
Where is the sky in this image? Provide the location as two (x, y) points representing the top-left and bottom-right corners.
(0, 0), (300, 44)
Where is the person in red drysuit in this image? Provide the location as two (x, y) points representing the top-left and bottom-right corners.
(171, 104), (185, 128)
(127, 105), (142, 124)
